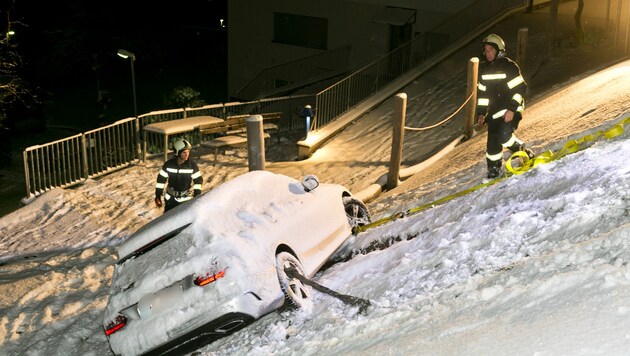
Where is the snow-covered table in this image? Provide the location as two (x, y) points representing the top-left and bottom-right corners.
(143, 116), (224, 161)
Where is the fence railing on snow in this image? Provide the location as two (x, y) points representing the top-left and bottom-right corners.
(22, 95), (315, 200)
(23, 117), (139, 199)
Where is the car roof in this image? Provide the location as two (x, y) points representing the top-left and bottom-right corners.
(117, 171), (307, 260)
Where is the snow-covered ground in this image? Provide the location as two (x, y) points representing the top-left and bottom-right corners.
(1, 3), (630, 355)
(202, 114), (630, 356)
(0, 113), (628, 356)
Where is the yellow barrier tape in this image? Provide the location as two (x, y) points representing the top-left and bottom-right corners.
(354, 116), (629, 234)
(605, 124), (624, 139)
(505, 151), (532, 175)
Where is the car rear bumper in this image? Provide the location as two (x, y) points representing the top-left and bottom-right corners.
(109, 291), (275, 356)
(143, 312), (256, 356)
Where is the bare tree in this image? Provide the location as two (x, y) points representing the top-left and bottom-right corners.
(0, 8), (30, 123)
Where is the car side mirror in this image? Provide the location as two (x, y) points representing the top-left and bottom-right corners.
(301, 175), (319, 192)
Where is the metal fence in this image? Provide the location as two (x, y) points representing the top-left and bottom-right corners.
(23, 117), (139, 198)
(22, 95), (315, 199)
(233, 46), (351, 101)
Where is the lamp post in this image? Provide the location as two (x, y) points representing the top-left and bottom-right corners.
(117, 49), (137, 118)
(117, 49), (141, 160)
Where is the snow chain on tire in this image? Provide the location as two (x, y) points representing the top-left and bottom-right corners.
(284, 266), (371, 315)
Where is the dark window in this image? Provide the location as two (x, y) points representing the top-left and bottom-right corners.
(273, 12), (328, 50)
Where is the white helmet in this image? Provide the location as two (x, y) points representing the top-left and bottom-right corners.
(173, 139), (192, 156)
(482, 33), (506, 52)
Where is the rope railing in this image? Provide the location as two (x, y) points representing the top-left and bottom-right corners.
(385, 58), (478, 191)
(404, 91), (475, 132)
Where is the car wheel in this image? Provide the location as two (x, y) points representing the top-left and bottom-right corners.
(276, 252), (312, 309)
(343, 197), (371, 228)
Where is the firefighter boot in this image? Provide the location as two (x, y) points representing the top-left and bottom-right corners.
(483, 158), (502, 183)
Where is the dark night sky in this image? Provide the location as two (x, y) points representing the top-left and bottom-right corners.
(6, 0), (227, 131)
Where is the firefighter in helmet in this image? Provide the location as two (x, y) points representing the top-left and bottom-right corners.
(476, 33), (535, 182)
(154, 138), (203, 212)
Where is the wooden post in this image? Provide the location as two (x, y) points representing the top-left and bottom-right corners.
(463, 57), (479, 139)
(517, 27), (528, 68)
(163, 134), (169, 162)
(387, 93), (406, 190)
(247, 115), (265, 171)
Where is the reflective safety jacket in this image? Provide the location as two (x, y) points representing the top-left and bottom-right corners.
(476, 56), (527, 121)
(155, 158), (203, 202)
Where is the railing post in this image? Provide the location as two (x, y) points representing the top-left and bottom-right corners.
(143, 129), (147, 162)
(81, 134), (89, 180)
(135, 117), (142, 161)
(246, 115), (265, 171)
(314, 95), (321, 132)
(464, 57), (479, 139)
(517, 28), (528, 69)
(387, 93), (407, 190)
(23, 150), (31, 200)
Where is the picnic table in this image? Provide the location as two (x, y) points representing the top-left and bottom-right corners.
(143, 115), (224, 161)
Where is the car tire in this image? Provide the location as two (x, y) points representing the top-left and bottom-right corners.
(343, 196), (371, 228)
(275, 252), (312, 309)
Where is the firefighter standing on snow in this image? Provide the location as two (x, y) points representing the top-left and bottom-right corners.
(154, 139), (203, 212)
(476, 33), (534, 182)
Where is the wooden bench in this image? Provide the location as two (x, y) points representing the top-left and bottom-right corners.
(223, 112), (281, 138)
(199, 113), (280, 162)
(142, 115), (223, 161)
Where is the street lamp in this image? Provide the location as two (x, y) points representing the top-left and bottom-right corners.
(117, 49), (141, 160)
(117, 49), (137, 118)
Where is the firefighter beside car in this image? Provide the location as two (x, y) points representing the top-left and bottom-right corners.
(154, 139), (203, 212)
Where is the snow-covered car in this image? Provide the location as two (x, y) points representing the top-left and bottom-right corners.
(102, 171), (371, 355)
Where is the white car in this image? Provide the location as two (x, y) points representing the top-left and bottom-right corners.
(102, 171), (371, 355)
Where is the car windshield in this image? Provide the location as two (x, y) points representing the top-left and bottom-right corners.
(111, 223), (203, 293)
(117, 223), (192, 265)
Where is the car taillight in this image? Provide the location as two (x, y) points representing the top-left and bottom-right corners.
(104, 315), (128, 336)
(194, 270), (225, 286)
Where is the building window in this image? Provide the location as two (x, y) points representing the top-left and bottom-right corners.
(273, 12), (328, 50)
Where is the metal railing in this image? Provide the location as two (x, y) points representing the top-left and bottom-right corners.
(233, 46), (351, 101)
(23, 117), (139, 198)
(22, 96), (315, 199)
